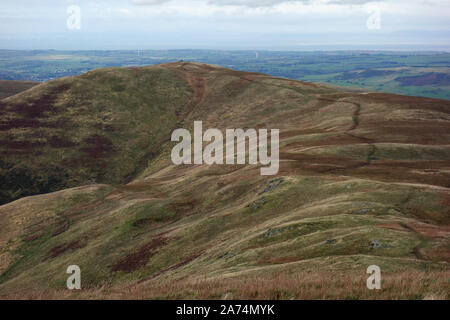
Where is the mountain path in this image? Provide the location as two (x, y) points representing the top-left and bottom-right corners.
(315, 97), (378, 171)
(125, 65), (207, 183)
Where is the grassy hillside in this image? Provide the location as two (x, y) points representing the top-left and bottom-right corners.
(0, 80), (38, 100)
(0, 62), (449, 299)
(0, 66), (192, 205)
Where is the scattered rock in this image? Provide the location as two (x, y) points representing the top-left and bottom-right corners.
(369, 239), (382, 249)
(259, 178), (284, 195)
(259, 226), (290, 239)
(217, 251), (238, 259)
(368, 239), (392, 250)
(350, 202), (372, 214)
(218, 252), (228, 259)
(248, 197), (267, 210)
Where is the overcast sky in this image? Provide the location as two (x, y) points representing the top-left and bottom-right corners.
(1, 0), (449, 50)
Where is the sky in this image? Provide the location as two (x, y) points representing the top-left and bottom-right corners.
(0, 0), (449, 50)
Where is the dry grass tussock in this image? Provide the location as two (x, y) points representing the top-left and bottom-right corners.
(2, 270), (448, 300)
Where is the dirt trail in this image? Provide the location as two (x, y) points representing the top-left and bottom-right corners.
(179, 69), (207, 122)
(398, 222), (428, 260)
(349, 101), (360, 131)
(125, 64), (207, 183)
(316, 97), (377, 170)
(344, 100), (377, 166)
(166, 62), (208, 123)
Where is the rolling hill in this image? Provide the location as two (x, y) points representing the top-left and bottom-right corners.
(0, 62), (449, 299)
(0, 80), (38, 100)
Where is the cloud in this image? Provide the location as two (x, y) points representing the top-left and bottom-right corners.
(208, 0), (381, 7)
(208, 0), (304, 7)
(131, 0), (170, 5)
(130, 0), (382, 7)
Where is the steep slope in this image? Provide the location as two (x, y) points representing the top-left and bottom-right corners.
(0, 62), (449, 299)
(0, 80), (38, 100)
(0, 66), (192, 205)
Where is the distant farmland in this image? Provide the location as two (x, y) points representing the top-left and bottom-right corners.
(0, 50), (449, 100)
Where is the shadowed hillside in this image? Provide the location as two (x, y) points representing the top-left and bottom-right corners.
(0, 66), (192, 205)
(0, 80), (38, 100)
(0, 62), (449, 299)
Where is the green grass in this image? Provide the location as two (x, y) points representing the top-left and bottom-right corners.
(0, 66), (192, 205)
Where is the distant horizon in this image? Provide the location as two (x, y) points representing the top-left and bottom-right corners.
(1, 1), (449, 51)
(1, 48), (449, 53)
(2, 48), (448, 100)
